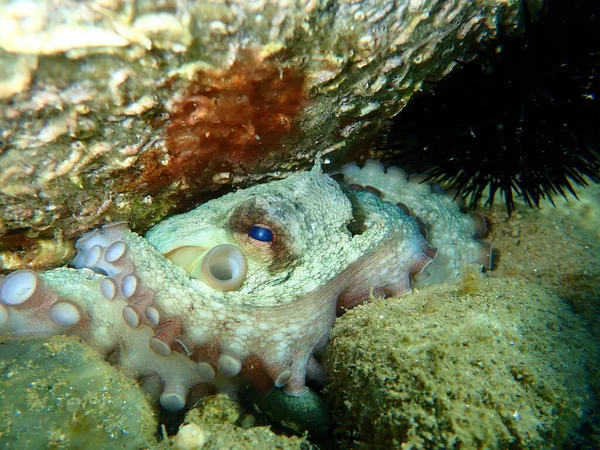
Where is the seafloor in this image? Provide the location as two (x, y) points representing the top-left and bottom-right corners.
(489, 185), (600, 338)
(485, 186), (600, 446)
(326, 183), (600, 449)
(1, 184), (599, 450)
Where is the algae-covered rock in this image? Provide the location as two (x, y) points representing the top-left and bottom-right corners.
(0, 0), (533, 271)
(0, 335), (158, 449)
(167, 394), (315, 450)
(325, 267), (598, 449)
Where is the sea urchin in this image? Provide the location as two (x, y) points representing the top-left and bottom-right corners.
(380, 0), (600, 213)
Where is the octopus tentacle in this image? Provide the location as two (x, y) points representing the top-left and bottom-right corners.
(1, 158), (491, 412)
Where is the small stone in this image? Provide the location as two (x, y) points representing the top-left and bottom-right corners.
(509, 225), (521, 237)
(242, 386), (331, 439)
(173, 423), (207, 450)
(239, 414), (256, 429)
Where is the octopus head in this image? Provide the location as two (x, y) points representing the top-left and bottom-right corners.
(145, 161), (354, 294)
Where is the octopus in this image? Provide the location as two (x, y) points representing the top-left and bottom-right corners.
(0, 159), (491, 411)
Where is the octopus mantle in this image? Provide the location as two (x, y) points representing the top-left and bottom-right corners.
(0, 160), (489, 411)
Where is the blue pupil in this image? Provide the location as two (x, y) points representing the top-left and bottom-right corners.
(249, 225), (273, 242)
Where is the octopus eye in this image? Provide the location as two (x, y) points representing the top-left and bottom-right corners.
(248, 224), (274, 245)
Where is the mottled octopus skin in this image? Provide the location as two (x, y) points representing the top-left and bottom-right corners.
(0, 160), (487, 412)
(339, 160), (492, 284)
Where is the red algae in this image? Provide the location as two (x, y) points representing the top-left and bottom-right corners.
(127, 50), (306, 195)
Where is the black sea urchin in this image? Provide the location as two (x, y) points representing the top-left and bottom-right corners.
(380, 0), (600, 213)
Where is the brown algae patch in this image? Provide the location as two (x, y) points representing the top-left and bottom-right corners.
(326, 267), (598, 449)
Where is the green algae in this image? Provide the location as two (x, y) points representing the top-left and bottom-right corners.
(325, 267), (599, 449)
(0, 335), (158, 449)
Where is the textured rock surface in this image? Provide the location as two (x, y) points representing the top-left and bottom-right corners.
(325, 267), (598, 449)
(0, 336), (315, 449)
(0, 0), (529, 271)
(166, 394), (315, 450)
(0, 335), (158, 450)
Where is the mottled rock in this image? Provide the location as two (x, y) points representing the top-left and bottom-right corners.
(0, 0), (533, 270)
(326, 267), (598, 449)
(166, 394), (315, 450)
(0, 335), (158, 450)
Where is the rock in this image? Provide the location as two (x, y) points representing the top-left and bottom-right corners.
(325, 267), (598, 449)
(0, 0), (535, 271)
(0, 335), (158, 449)
(241, 385), (331, 439)
(172, 424), (208, 450)
(167, 394), (315, 450)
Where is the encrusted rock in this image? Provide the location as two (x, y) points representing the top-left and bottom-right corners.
(0, 335), (157, 449)
(326, 267), (599, 449)
(0, 0), (535, 270)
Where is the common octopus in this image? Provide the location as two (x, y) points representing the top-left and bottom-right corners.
(0, 159), (491, 411)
